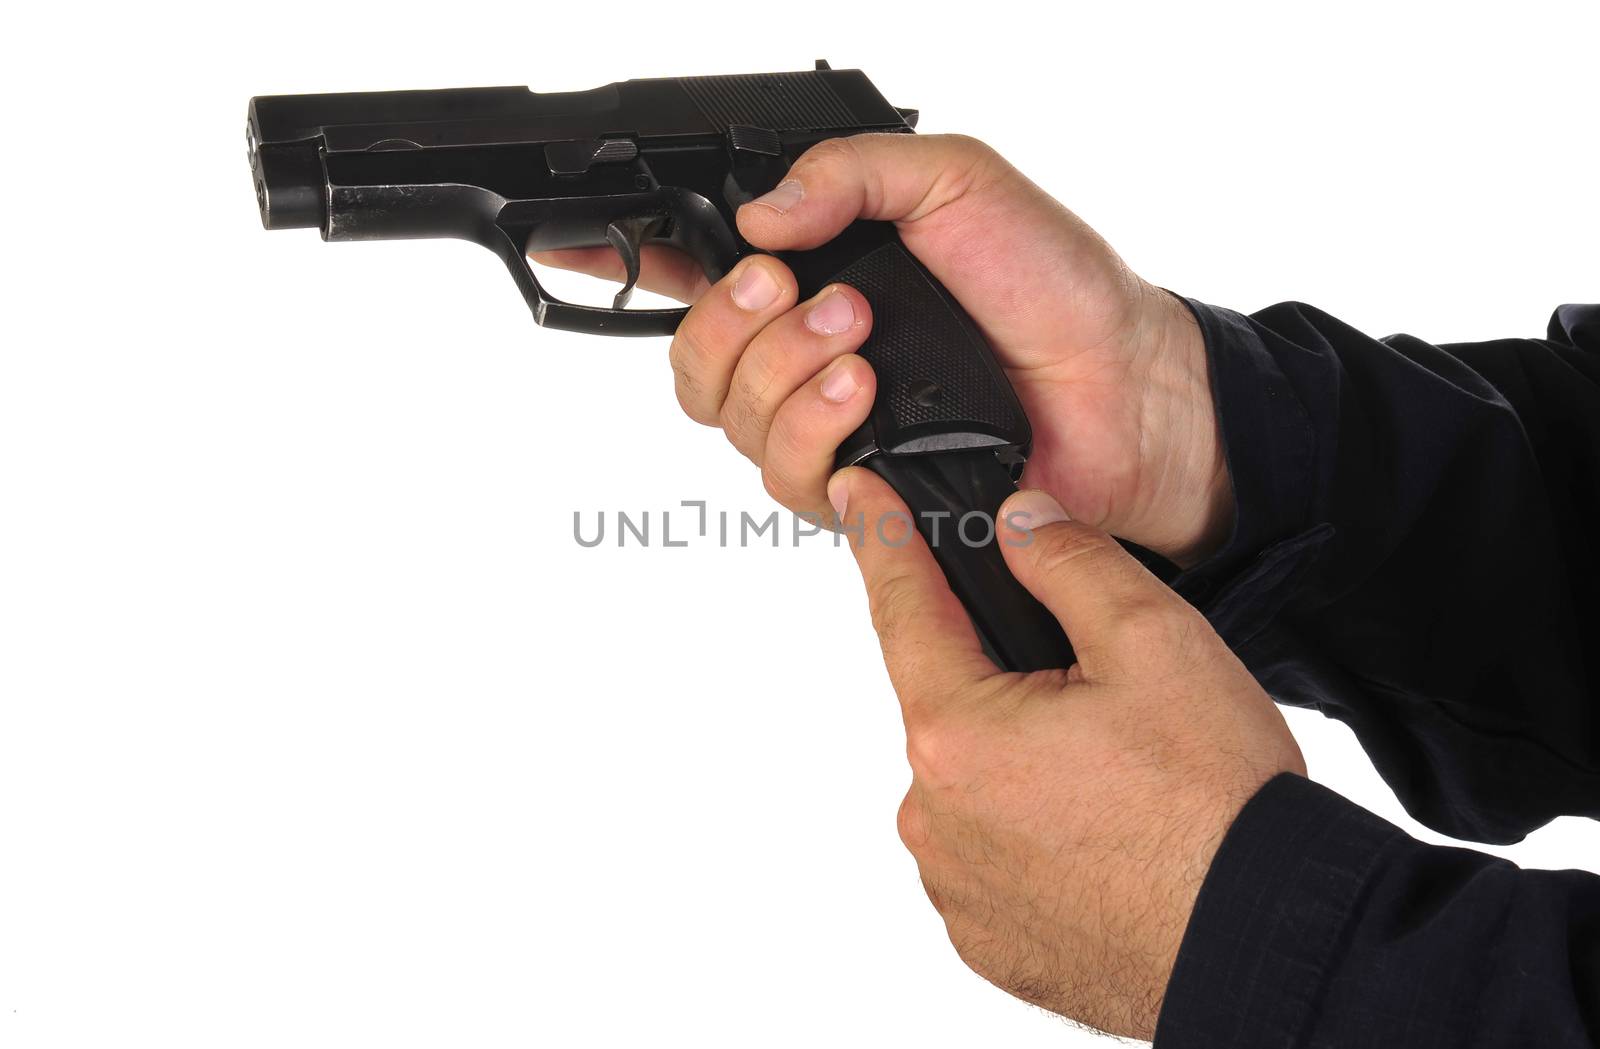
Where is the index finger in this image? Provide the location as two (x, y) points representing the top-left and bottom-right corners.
(828, 467), (997, 712)
(528, 244), (711, 304)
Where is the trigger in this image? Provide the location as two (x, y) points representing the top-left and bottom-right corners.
(605, 215), (668, 310)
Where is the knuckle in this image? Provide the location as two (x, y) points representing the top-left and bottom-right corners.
(729, 365), (777, 428)
(667, 331), (718, 420)
(904, 718), (971, 787)
(667, 322), (709, 374)
(670, 367), (713, 425)
(1030, 524), (1117, 579)
(1104, 599), (1197, 661)
(799, 135), (859, 172)
(935, 134), (1013, 200)
(762, 412), (806, 468)
(942, 132), (997, 161)
(718, 392), (770, 461)
(895, 791), (930, 853)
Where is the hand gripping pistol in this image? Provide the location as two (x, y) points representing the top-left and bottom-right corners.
(247, 62), (1073, 671)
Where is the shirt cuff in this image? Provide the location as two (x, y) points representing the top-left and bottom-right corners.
(1152, 773), (1403, 1048)
(1167, 299), (1332, 644)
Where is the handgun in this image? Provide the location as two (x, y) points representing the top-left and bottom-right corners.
(247, 62), (1073, 672)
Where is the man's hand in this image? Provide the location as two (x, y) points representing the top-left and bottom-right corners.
(535, 134), (1232, 566)
(828, 469), (1303, 1039)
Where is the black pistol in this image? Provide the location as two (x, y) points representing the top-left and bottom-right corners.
(247, 62), (1073, 672)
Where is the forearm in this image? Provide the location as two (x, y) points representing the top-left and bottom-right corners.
(1155, 775), (1600, 1048)
(1168, 300), (1600, 841)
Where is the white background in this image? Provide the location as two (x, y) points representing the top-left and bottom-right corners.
(2, 2), (1596, 1046)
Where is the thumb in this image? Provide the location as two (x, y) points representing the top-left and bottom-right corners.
(998, 489), (1189, 676)
(736, 134), (1006, 251)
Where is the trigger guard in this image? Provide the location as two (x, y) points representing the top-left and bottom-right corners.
(494, 222), (687, 337)
(539, 297), (686, 336)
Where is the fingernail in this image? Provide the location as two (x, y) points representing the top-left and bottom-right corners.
(1003, 489), (1069, 530)
(731, 263), (780, 311)
(819, 357), (860, 403)
(750, 180), (803, 214)
(827, 474), (849, 518)
(805, 291), (856, 335)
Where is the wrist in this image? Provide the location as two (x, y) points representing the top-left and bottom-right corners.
(1131, 286), (1235, 568)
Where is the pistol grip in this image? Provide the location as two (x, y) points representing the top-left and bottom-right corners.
(781, 222), (1075, 672)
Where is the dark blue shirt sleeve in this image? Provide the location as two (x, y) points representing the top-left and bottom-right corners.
(1170, 301), (1600, 843)
(1151, 303), (1600, 1046)
(1155, 775), (1600, 1048)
